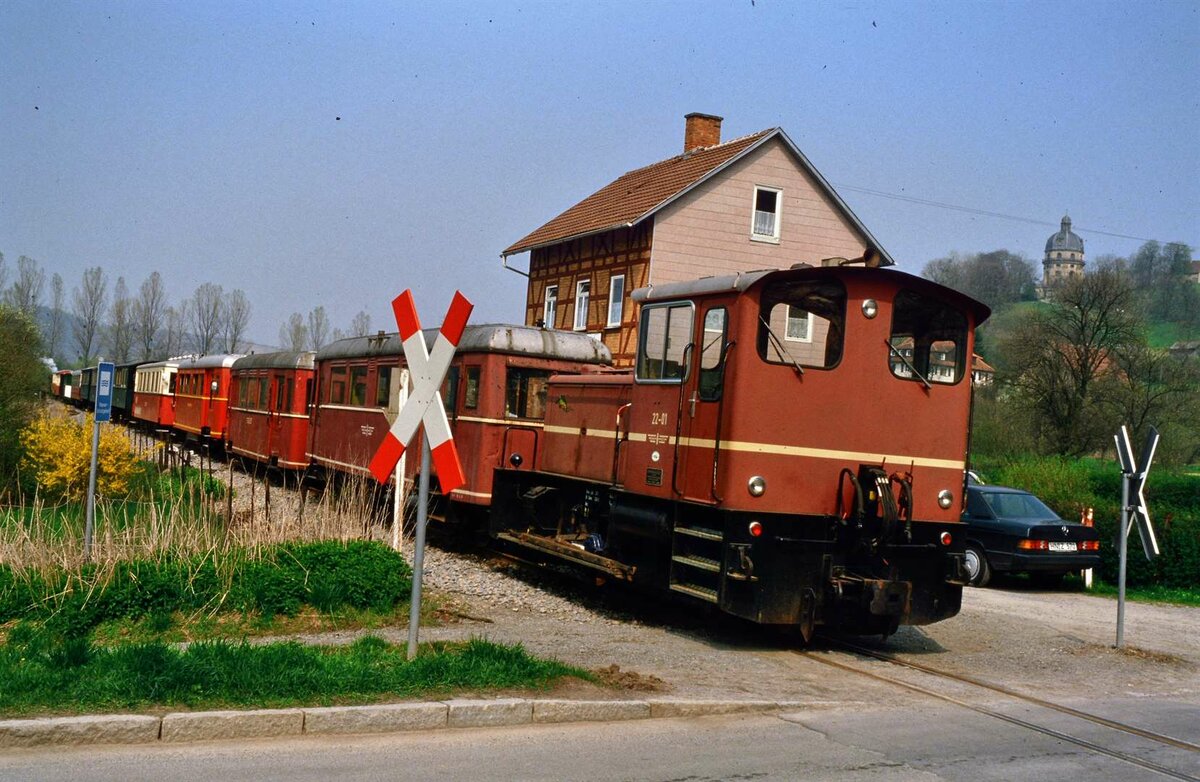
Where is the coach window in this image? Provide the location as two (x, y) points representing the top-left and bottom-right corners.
(257, 377), (269, 410)
(275, 375), (286, 410)
(698, 307), (728, 401)
(443, 366), (460, 415)
(505, 368), (551, 419)
(464, 366), (480, 409)
(888, 290), (967, 385)
(376, 365), (392, 408)
(284, 378), (294, 411)
(349, 366), (369, 406)
(637, 302), (694, 382)
(329, 365), (347, 404)
(758, 279), (846, 369)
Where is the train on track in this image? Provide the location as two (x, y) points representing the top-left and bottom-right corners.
(53, 263), (989, 638)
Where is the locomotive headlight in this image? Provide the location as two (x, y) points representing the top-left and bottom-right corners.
(861, 299), (878, 319)
(937, 489), (954, 509)
(747, 476), (767, 497)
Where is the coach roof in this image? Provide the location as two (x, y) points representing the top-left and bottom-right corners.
(232, 351), (316, 371)
(179, 354), (244, 370)
(316, 324), (611, 365)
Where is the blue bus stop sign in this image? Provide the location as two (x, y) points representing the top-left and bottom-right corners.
(95, 362), (114, 422)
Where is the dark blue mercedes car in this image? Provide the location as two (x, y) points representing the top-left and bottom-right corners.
(961, 485), (1101, 587)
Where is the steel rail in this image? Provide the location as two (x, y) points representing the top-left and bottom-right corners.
(798, 646), (1198, 782)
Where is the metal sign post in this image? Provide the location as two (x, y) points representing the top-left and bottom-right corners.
(84, 362), (114, 558)
(369, 291), (473, 660)
(392, 369), (410, 554)
(1113, 424), (1161, 649)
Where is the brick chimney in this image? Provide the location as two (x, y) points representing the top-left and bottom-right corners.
(684, 113), (723, 152)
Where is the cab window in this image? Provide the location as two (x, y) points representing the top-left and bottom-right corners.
(758, 279), (845, 369)
(889, 290), (968, 385)
(637, 302), (694, 382)
(698, 307), (727, 401)
(464, 366), (480, 409)
(505, 368), (550, 419)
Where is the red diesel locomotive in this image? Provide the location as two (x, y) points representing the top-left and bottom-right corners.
(486, 264), (989, 637)
(308, 325), (610, 509)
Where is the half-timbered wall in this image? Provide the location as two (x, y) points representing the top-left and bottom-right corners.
(525, 224), (652, 367)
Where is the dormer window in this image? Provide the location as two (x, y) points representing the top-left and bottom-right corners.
(751, 186), (781, 242)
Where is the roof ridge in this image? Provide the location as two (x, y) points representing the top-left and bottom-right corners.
(617, 127), (775, 177)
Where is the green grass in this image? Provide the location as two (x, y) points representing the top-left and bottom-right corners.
(0, 634), (587, 717)
(1146, 320), (1200, 349)
(1086, 581), (1200, 607)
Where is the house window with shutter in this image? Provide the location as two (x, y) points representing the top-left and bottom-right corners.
(751, 186), (782, 242)
(606, 274), (625, 328)
(543, 285), (558, 329)
(574, 278), (591, 331)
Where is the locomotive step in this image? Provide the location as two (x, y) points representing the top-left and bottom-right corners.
(671, 554), (721, 573)
(673, 526), (723, 542)
(669, 583), (719, 603)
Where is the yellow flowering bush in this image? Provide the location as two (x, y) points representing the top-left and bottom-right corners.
(20, 413), (141, 501)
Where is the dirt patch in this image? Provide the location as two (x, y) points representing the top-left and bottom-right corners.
(592, 664), (668, 693)
(1071, 642), (1191, 666)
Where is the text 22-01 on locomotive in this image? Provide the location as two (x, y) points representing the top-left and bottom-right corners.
(489, 264), (990, 638)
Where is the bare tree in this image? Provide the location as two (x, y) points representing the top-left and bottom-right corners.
(106, 276), (135, 363)
(279, 312), (307, 352)
(307, 306), (330, 351)
(163, 305), (186, 358)
(5, 255), (46, 315)
(330, 327), (347, 344)
(0, 252), (7, 291)
(46, 273), (65, 360)
(350, 310), (372, 338)
(222, 289), (251, 353)
(188, 282), (225, 355)
(133, 271), (168, 360)
(71, 266), (108, 366)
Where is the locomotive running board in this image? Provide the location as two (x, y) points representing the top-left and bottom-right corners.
(495, 532), (636, 581)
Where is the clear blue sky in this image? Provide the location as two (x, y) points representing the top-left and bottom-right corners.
(2, 1), (1197, 347)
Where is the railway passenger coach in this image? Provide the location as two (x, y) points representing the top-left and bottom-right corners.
(174, 354), (243, 444)
(488, 264), (990, 638)
(227, 351), (315, 469)
(308, 325), (609, 508)
(132, 360), (180, 428)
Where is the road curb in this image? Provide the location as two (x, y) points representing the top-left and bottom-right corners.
(0, 699), (796, 748)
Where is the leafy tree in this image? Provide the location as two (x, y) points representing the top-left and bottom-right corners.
(1129, 241), (1195, 322)
(279, 313), (307, 352)
(222, 289), (251, 353)
(922, 250), (1036, 309)
(0, 305), (47, 498)
(998, 269), (1140, 456)
(307, 306), (330, 351)
(71, 266), (108, 366)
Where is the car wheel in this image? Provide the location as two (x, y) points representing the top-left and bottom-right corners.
(964, 544), (991, 587)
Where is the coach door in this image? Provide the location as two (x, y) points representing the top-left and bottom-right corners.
(677, 306), (728, 503)
(268, 372), (287, 459)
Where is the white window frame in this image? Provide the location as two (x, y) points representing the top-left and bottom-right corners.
(784, 305), (812, 342)
(573, 278), (591, 331)
(606, 274), (625, 329)
(543, 284), (558, 329)
(750, 185), (782, 243)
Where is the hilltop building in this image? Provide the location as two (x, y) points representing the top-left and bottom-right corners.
(1042, 214), (1085, 290)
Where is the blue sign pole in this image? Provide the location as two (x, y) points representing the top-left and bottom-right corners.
(84, 362), (114, 558)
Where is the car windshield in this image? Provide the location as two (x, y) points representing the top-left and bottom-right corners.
(980, 491), (1060, 520)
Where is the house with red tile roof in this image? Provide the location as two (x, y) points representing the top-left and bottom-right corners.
(502, 113), (892, 366)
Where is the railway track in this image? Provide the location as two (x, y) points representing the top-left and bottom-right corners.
(799, 638), (1200, 781)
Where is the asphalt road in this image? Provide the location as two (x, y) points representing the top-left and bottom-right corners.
(3, 701), (1196, 782)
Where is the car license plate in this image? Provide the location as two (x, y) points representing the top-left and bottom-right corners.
(1049, 541), (1077, 552)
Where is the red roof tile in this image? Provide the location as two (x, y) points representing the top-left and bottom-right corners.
(503, 129), (775, 256)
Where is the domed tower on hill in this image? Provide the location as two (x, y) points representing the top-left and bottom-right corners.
(1043, 214), (1085, 287)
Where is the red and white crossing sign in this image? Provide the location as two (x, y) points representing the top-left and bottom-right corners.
(368, 290), (473, 493)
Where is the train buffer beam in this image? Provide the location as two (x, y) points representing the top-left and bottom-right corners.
(831, 575), (912, 617)
(495, 531), (636, 581)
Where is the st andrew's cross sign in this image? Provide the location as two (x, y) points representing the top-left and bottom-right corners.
(368, 290), (473, 493)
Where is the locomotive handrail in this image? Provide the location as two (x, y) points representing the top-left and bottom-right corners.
(709, 340), (735, 502)
(671, 342), (694, 497)
(885, 339), (931, 390)
(611, 402), (632, 484)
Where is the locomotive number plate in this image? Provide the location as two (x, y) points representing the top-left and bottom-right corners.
(1048, 541), (1077, 552)
(645, 468), (663, 487)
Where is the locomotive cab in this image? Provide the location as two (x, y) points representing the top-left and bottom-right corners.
(491, 264), (989, 638)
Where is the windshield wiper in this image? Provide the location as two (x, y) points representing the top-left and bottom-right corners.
(886, 339), (931, 390)
(759, 315), (803, 376)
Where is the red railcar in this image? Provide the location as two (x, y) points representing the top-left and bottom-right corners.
(227, 351), (315, 469)
(174, 354), (242, 442)
(488, 265), (990, 637)
(308, 325), (610, 507)
(132, 360), (179, 428)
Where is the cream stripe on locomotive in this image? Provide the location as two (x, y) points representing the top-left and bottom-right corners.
(542, 425), (966, 471)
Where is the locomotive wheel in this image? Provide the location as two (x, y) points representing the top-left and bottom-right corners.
(964, 544), (991, 588)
